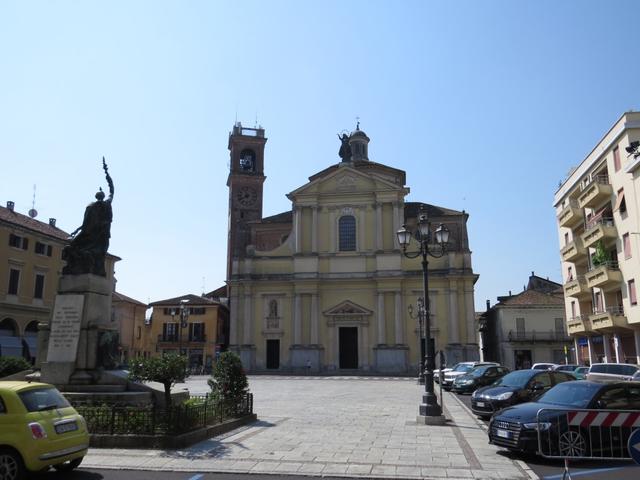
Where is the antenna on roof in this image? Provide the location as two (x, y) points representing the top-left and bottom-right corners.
(201, 276), (206, 296)
(28, 184), (38, 218)
(255, 112), (258, 128)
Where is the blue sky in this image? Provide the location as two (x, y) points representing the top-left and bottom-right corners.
(1, 1), (639, 309)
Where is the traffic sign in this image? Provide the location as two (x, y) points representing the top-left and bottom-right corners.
(628, 428), (640, 465)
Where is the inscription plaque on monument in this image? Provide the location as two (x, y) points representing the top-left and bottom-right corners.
(46, 294), (84, 362)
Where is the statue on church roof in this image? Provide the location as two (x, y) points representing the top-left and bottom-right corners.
(62, 157), (114, 277)
(337, 132), (351, 162)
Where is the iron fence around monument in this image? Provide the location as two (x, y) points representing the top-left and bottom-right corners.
(74, 393), (253, 435)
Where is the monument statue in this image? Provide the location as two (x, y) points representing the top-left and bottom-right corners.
(337, 132), (351, 162)
(62, 157), (114, 277)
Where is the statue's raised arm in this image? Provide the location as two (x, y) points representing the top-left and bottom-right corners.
(103, 156), (114, 202)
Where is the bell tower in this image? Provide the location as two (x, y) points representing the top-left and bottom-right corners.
(226, 122), (267, 279)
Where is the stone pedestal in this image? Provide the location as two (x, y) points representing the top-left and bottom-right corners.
(373, 344), (409, 373)
(40, 274), (116, 385)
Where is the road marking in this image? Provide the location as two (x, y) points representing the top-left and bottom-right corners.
(543, 466), (636, 479)
(187, 475), (204, 480)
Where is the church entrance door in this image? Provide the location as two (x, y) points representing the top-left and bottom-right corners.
(339, 327), (358, 369)
(266, 339), (280, 369)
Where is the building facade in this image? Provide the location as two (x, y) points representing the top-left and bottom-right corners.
(0, 202), (68, 362)
(112, 291), (147, 365)
(144, 294), (229, 371)
(226, 123), (479, 373)
(554, 111), (640, 365)
(478, 274), (570, 370)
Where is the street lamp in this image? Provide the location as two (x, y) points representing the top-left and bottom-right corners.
(178, 299), (190, 359)
(397, 206), (450, 424)
(408, 298), (426, 385)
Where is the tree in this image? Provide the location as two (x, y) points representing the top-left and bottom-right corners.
(128, 354), (188, 407)
(0, 357), (32, 378)
(208, 351), (249, 412)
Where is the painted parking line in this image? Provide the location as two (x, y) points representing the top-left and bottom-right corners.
(543, 465), (637, 479)
(187, 474), (204, 480)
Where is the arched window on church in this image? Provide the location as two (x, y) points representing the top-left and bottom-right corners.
(339, 215), (356, 251)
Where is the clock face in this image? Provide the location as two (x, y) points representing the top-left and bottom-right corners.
(237, 186), (258, 207)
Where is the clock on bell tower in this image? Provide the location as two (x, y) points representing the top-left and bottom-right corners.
(226, 122), (267, 280)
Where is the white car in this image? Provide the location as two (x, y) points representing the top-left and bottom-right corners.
(441, 362), (499, 390)
(531, 362), (558, 370)
(587, 363), (640, 382)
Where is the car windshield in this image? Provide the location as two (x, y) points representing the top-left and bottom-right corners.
(538, 382), (599, 408)
(575, 367), (589, 374)
(470, 366), (490, 378)
(453, 364), (474, 373)
(491, 369), (536, 388)
(18, 387), (71, 412)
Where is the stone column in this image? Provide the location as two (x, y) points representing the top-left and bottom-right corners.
(358, 207), (366, 252)
(394, 291), (403, 344)
(603, 334), (612, 363)
(587, 337), (594, 365)
(375, 203), (383, 251)
(329, 208), (336, 253)
(243, 292), (252, 344)
(448, 283), (460, 344)
(613, 333), (624, 363)
(229, 293), (239, 345)
(574, 337), (580, 364)
(294, 207), (302, 254)
(392, 202), (400, 249)
(310, 293), (319, 344)
(634, 330), (640, 365)
(464, 288), (475, 346)
(360, 323), (369, 369)
(293, 294), (302, 345)
(311, 207), (318, 253)
(377, 292), (385, 344)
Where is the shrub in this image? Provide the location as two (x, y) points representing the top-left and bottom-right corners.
(0, 357), (32, 378)
(208, 351), (248, 413)
(128, 353), (188, 407)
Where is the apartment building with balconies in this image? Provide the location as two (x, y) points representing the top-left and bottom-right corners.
(554, 111), (640, 365)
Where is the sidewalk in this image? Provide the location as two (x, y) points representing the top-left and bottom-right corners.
(83, 377), (537, 479)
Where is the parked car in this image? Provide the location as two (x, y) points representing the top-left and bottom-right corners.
(442, 362), (499, 390)
(488, 380), (640, 456)
(451, 365), (510, 394)
(531, 363), (558, 370)
(573, 366), (589, 380)
(0, 381), (89, 479)
(471, 369), (575, 419)
(586, 363), (640, 382)
(553, 364), (580, 373)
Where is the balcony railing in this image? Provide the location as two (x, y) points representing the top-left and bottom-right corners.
(585, 216), (614, 232)
(157, 334), (206, 343)
(592, 305), (624, 316)
(580, 174), (610, 191)
(587, 260), (619, 272)
(507, 330), (570, 342)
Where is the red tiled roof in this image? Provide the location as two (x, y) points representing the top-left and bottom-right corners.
(0, 205), (69, 241)
(149, 293), (219, 307)
(206, 285), (228, 298)
(498, 289), (564, 307)
(112, 291), (146, 306)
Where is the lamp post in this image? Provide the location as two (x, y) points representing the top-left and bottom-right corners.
(396, 206), (450, 423)
(408, 298), (426, 385)
(178, 299), (190, 359)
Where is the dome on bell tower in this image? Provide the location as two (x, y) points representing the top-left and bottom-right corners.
(348, 122), (370, 162)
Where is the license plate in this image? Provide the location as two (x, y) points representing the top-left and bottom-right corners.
(496, 429), (510, 439)
(55, 421), (78, 434)
(476, 401), (485, 407)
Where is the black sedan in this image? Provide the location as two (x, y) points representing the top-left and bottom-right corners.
(451, 365), (510, 394)
(488, 381), (640, 456)
(471, 369), (575, 419)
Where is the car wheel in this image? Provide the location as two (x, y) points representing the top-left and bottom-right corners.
(53, 457), (83, 472)
(0, 448), (25, 480)
(558, 430), (587, 457)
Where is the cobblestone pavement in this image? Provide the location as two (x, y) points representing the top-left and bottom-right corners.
(84, 376), (537, 479)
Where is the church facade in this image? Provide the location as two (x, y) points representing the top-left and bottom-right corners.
(226, 122), (479, 373)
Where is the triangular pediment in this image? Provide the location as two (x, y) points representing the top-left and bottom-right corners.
(323, 300), (373, 316)
(288, 165), (406, 199)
